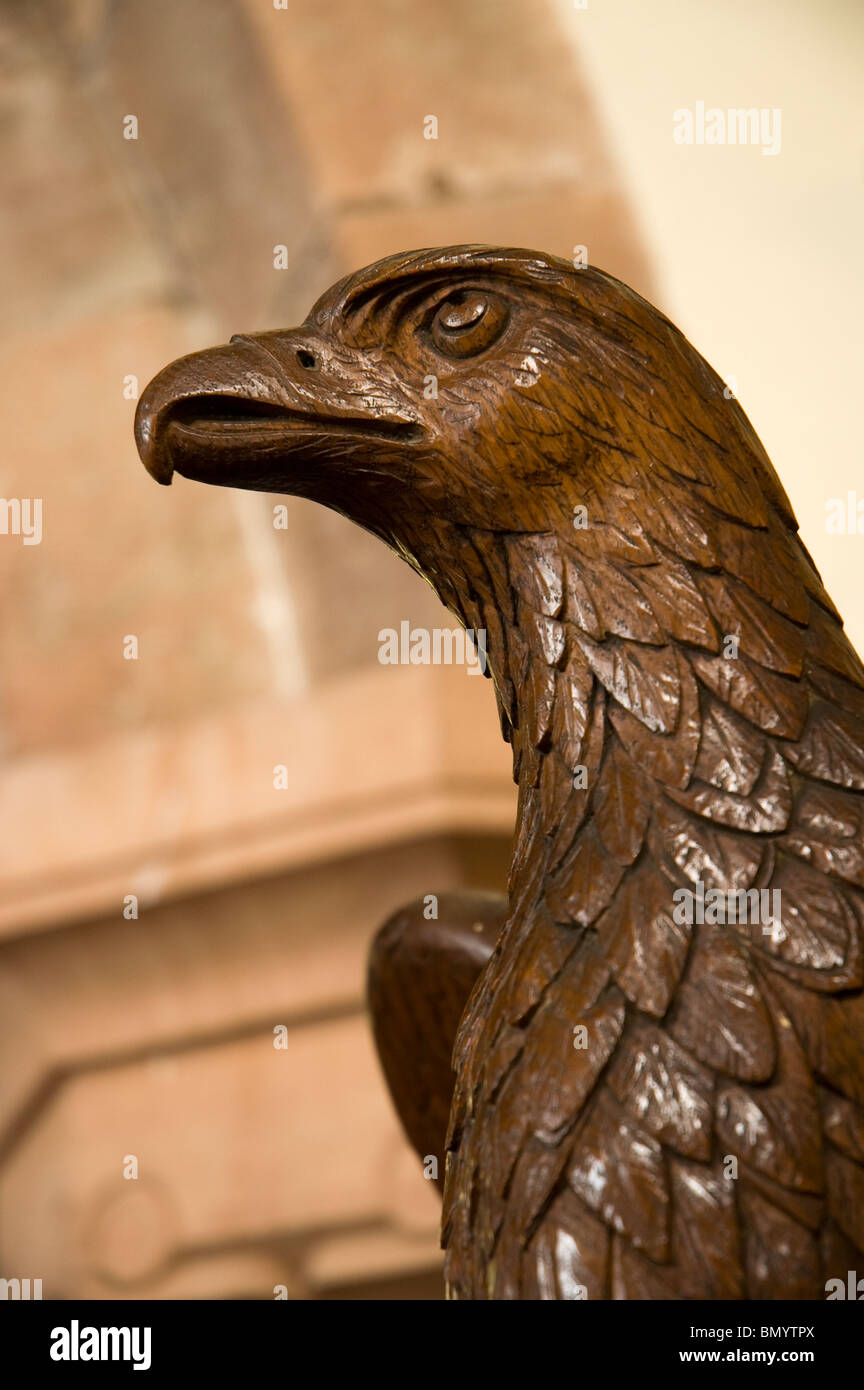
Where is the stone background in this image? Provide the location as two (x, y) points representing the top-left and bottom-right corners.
(1, 0), (860, 1299)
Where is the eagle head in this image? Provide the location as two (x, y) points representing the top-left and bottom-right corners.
(138, 248), (592, 550)
(135, 244), (814, 752)
(136, 246), (791, 615)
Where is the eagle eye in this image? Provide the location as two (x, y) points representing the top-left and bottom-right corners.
(429, 291), (509, 358)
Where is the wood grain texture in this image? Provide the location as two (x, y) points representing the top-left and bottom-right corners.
(135, 245), (864, 1299)
(367, 892), (503, 1187)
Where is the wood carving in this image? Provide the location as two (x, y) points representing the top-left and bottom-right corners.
(368, 892), (503, 1189)
(135, 246), (864, 1300)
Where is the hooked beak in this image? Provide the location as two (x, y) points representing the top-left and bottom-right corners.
(134, 329), (423, 494)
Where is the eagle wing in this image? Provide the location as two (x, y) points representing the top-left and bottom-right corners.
(368, 892), (503, 1187)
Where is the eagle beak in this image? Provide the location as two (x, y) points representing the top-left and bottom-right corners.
(134, 330), (422, 492)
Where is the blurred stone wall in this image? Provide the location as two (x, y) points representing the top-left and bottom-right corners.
(0, 0), (651, 1298)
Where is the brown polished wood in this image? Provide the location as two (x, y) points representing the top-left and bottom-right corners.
(135, 246), (864, 1300)
(368, 891), (501, 1190)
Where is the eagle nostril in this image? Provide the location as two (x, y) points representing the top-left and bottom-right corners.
(296, 349), (316, 369)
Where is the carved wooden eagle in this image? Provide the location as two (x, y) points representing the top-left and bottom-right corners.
(135, 246), (864, 1300)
